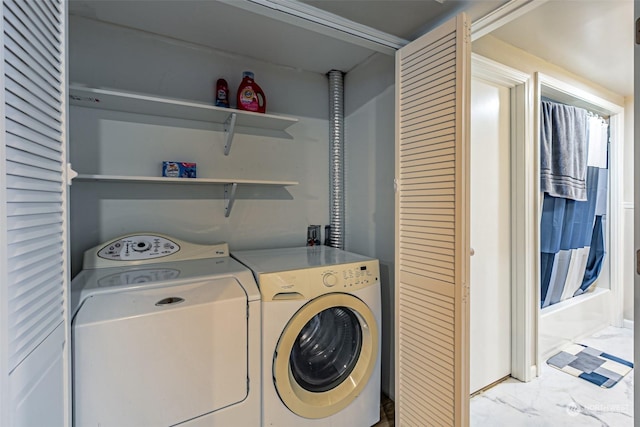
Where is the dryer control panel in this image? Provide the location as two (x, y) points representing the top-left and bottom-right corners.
(257, 260), (380, 301)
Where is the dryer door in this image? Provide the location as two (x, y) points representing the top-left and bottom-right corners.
(273, 293), (378, 419)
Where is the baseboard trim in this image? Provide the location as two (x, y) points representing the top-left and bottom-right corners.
(623, 319), (634, 330)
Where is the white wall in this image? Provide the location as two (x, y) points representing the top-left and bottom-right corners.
(344, 53), (395, 399)
(68, 16), (331, 276)
(473, 35), (625, 106)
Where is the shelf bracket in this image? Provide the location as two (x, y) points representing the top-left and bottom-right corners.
(223, 113), (238, 156)
(224, 182), (238, 217)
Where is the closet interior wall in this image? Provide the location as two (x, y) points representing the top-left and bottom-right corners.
(68, 16), (331, 276)
(344, 52), (396, 398)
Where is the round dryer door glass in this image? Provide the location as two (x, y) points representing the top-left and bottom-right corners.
(290, 306), (362, 392)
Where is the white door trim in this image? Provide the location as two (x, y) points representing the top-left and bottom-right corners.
(217, 0), (407, 54)
(635, 3), (639, 418)
(472, 53), (535, 382)
(472, 54), (530, 87)
(609, 113), (625, 327)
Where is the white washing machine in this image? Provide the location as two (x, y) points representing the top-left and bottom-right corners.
(232, 246), (381, 427)
(71, 234), (261, 427)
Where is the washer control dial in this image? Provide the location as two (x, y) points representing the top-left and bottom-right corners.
(132, 240), (151, 252)
(322, 273), (338, 287)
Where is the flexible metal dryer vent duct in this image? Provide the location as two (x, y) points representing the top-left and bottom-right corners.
(328, 70), (344, 249)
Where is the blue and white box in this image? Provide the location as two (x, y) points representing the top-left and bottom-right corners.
(162, 162), (197, 178)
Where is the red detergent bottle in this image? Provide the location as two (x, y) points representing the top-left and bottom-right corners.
(215, 78), (229, 108)
(236, 71), (266, 113)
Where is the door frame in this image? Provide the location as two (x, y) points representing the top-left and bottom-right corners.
(471, 54), (535, 382)
(634, 2), (639, 419)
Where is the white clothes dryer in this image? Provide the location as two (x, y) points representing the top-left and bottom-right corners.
(71, 234), (261, 427)
(232, 246), (381, 427)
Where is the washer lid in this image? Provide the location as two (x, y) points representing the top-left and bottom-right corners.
(74, 275), (247, 325)
(71, 257), (260, 316)
(73, 278), (249, 426)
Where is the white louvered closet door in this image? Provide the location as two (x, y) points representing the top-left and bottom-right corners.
(1, 0), (68, 426)
(395, 14), (470, 426)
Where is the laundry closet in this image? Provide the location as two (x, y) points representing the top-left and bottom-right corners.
(65, 0), (400, 406)
(2, 0), (470, 425)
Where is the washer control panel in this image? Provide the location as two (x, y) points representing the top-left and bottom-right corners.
(83, 233), (229, 269)
(97, 235), (180, 261)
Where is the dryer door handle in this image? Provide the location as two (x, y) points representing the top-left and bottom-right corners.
(273, 292), (305, 300)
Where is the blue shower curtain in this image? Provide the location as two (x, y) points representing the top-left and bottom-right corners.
(539, 100), (608, 308)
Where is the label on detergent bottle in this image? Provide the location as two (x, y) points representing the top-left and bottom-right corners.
(239, 85), (259, 111)
(236, 71), (266, 113)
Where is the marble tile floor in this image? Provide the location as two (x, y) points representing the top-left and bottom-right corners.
(470, 326), (634, 427)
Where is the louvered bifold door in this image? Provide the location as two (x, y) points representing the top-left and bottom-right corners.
(1, 0), (67, 425)
(395, 14), (471, 427)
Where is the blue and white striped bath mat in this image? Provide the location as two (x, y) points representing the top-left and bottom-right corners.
(547, 343), (633, 388)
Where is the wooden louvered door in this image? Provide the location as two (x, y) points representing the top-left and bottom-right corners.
(0, 0), (68, 426)
(395, 14), (470, 426)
